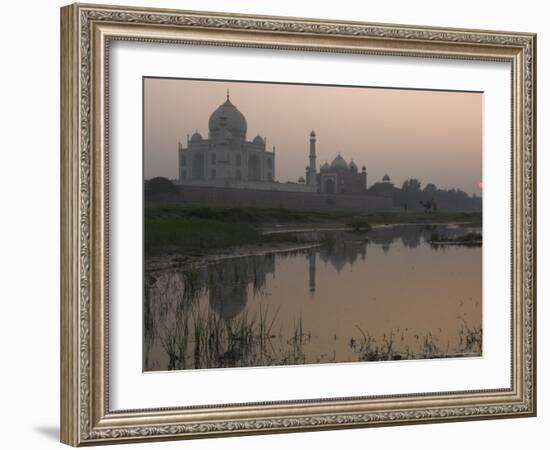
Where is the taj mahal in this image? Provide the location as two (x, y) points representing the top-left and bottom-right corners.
(177, 92), (368, 194)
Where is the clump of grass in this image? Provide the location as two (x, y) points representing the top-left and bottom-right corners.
(159, 302), (288, 369)
(351, 327), (404, 361)
(347, 217), (372, 233)
(350, 320), (482, 362)
(458, 317), (482, 354)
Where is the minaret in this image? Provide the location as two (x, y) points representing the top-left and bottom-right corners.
(177, 142), (184, 183)
(308, 248), (316, 294)
(308, 130), (317, 187)
(272, 145), (276, 181)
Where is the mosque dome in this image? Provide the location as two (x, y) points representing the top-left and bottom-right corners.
(321, 161), (330, 172)
(190, 131), (202, 142)
(209, 94), (247, 138)
(349, 160), (358, 172)
(253, 134), (265, 145)
(382, 173), (391, 182)
(331, 154), (348, 170)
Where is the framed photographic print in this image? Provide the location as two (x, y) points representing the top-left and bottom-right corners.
(60, 3), (537, 446)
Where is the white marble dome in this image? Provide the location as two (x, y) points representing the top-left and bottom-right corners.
(209, 97), (247, 138)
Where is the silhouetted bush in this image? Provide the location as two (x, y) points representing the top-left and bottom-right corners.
(146, 177), (178, 194)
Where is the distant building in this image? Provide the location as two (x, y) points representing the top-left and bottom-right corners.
(306, 130), (368, 194)
(177, 92), (314, 192)
(177, 92), (368, 195)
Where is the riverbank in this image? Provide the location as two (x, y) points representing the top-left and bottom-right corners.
(144, 208), (483, 371)
(145, 206), (481, 257)
(429, 231), (482, 246)
(145, 241), (324, 272)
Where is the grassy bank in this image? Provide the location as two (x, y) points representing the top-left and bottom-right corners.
(145, 217), (261, 256)
(145, 214), (304, 256)
(145, 207), (481, 256)
(146, 206), (349, 223)
(146, 206), (481, 225)
(145, 207), (336, 255)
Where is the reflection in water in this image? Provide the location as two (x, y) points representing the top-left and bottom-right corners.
(308, 250), (316, 294)
(144, 224), (482, 371)
(208, 254), (275, 319)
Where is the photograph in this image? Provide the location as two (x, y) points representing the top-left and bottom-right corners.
(56, 2), (536, 446)
(143, 78), (483, 372)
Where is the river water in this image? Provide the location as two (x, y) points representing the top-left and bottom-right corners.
(144, 223), (482, 371)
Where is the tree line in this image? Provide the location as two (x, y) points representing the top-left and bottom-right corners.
(396, 178), (481, 212)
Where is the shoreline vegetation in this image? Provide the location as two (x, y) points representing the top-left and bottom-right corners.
(144, 281), (483, 370)
(145, 206), (482, 259)
(144, 260), (482, 371)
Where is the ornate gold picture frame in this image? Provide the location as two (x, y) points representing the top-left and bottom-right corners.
(60, 3), (536, 446)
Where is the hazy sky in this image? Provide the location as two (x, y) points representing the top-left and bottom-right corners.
(144, 78), (482, 195)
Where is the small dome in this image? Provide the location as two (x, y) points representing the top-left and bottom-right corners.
(190, 131), (202, 142)
(310, 130), (316, 137)
(349, 160), (358, 171)
(382, 173), (391, 182)
(209, 94), (247, 139)
(331, 154), (348, 170)
(253, 134), (265, 145)
(321, 161), (330, 171)
(298, 176), (305, 183)
(362, 165), (367, 172)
